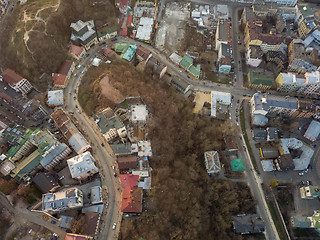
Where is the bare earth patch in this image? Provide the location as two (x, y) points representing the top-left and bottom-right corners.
(100, 76), (124, 103)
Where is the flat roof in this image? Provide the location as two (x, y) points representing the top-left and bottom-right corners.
(47, 90), (64, 106)
(304, 120), (320, 142)
(211, 91), (231, 117)
(136, 17), (153, 41)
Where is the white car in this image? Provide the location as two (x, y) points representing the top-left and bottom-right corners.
(112, 223), (117, 230)
(298, 172), (304, 176)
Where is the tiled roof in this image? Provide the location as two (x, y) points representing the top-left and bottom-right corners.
(70, 44), (85, 57)
(117, 156), (137, 170)
(52, 73), (67, 87)
(1, 68), (24, 84)
(59, 60), (74, 76)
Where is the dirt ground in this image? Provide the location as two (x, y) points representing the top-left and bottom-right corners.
(193, 90), (211, 114)
(100, 76), (124, 103)
(155, 2), (190, 52)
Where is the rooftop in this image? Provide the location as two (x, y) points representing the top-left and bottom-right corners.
(234, 214), (265, 234)
(304, 120), (320, 142)
(211, 91), (231, 117)
(218, 19), (231, 42)
(135, 17), (153, 41)
(67, 152), (98, 180)
(204, 151), (221, 174)
(96, 108), (125, 134)
(130, 105), (148, 123)
(298, 3), (313, 19)
(47, 90), (64, 106)
(253, 93), (299, 111)
(1, 68), (24, 84)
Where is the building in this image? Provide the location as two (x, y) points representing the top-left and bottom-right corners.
(248, 72), (273, 89)
(244, 18), (284, 53)
(114, 43), (137, 62)
(304, 29), (320, 52)
(53, 60), (75, 88)
(110, 143), (132, 156)
(47, 90), (64, 107)
(135, 46), (152, 63)
(42, 187), (83, 214)
(204, 151), (221, 175)
(96, 25), (117, 42)
(70, 20), (98, 50)
(246, 45), (263, 68)
(67, 152), (98, 180)
(304, 120), (320, 142)
(117, 156), (138, 171)
(180, 55), (193, 70)
(241, 7), (255, 25)
(169, 52), (183, 65)
(275, 72), (306, 92)
(95, 108), (127, 142)
(136, 17), (153, 41)
(252, 2), (278, 18)
(279, 138), (314, 170)
(82, 211), (100, 238)
(250, 93), (299, 125)
(295, 4), (317, 39)
(233, 214), (265, 235)
(51, 108), (91, 154)
(131, 140), (152, 157)
(170, 77), (191, 95)
(211, 91), (231, 118)
(90, 186), (103, 205)
(69, 44), (86, 60)
(40, 143), (72, 170)
(1, 69), (33, 96)
(130, 105), (148, 123)
(215, 19), (231, 51)
(253, 128), (268, 142)
(214, 5), (229, 19)
(120, 174), (142, 213)
(300, 186), (320, 199)
(291, 210), (320, 229)
(266, 50), (287, 71)
(266, 0), (297, 7)
(218, 57), (232, 74)
(0, 159), (15, 176)
(32, 172), (60, 193)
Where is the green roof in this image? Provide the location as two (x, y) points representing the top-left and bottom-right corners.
(180, 55), (193, 69)
(188, 64), (201, 77)
(97, 112), (125, 134)
(292, 216), (312, 228)
(230, 158), (245, 171)
(97, 26), (117, 38)
(7, 128), (38, 158)
(10, 151), (42, 181)
(249, 72), (273, 86)
(122, 44), (137, 61)
(298, 4), (313, 18)
(115, 43), (129, 53)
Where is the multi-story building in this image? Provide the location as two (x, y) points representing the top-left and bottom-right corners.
(42, 187), (84, 214)
(266, 50), (287, 71)
(292, 210), (320, 229)
(275, 72), (306, 92)
(1, 69), (33, 96)
(70, 20), (98, 50)
(266, 0), (297, 7)
(52, 60), (75, 88)
(252, 2), (278, 18)
(51, 109), (91, 154)
(67, 152), (98, 180)
(95, 108), (127, 143)
(215, 19), (232, 51)
(250, 93), (299, 125)
(246, 45), (263, 68)
(295, 4), (317, 39)
(244, 18), (284, 53)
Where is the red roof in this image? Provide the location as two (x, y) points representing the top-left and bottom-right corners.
(64, 233), (92, 240)
(122, 28), (127, 37)
(52, 73), (67, 87)
(70, 44), (85, 58)
(59, 60), (74, 76)
(120, 174), (142, 213)
(103, 47), (115, 57)
(126, 15), (133, 27)
(1, 68), (24, 84)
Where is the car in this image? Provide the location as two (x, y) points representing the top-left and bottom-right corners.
(234, 78), (237, 82)
(306, 181), (310, 186)
(301, 181), (305, 185)
(237, 100), (240, 103)
(305, 169), (309, 173)
(187, 76), (190, 79)
(101, 143), (105, 147)
(309, 180), (313, 185)
(77, 65), (81, 70)
(243, 145), (246, 151)
(112, 223), (117, 230)
(238, 61), (240, 64)
(299, 172), (304, 176)
(51, 220), (56, 224)
(73, 96), (76, 100)
(236, 117), (238, 122)
(59, 176), (65, 180)
(236, 113), (238, 117)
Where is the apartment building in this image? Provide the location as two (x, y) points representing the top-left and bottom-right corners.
(1, 69), (33, 96)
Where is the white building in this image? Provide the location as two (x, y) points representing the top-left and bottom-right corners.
(246, 46), (263, 68)
(204, 151), (221, 175)
(131, 140), (152, 157)
(90, 186), (103, 205)
(42, 187), (83, 214)
(130, 105), (148, 123)
(1, 69), (33, 96)
(211, 91), (231, 118)
(136, 17), (153, 41)
(304, 120), (320, 142)
(47, 90), (64, 107)
(67, 152), (99, 180)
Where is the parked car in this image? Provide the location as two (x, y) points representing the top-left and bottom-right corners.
(112, 223), (117, 230)
(51, 220), (56, 224)
(299, 172), (304, 176)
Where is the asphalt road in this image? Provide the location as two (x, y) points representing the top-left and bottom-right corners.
(64, 47), (121, 240)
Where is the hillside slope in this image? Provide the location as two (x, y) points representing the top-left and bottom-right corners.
(0, 0), (117, 91)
